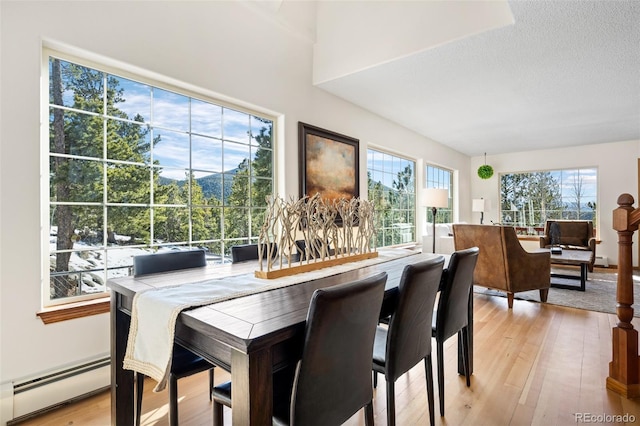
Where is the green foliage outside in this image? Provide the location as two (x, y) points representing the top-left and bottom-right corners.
(367, 163), (416, 248)
(49, 58), (273, 299)
(500, 170), (597, 233)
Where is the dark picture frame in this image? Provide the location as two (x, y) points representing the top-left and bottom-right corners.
(298, 122), (360, 203)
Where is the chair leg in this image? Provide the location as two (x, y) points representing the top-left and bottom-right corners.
(373, 371), (378, 388)
(539, 288), (549, 303)
(437, 340), (445, 417)
(460, 328), (471, 387)
(364, 401), (374, 426)
(213, 400), (224, 426)
(507, 292), (514, 309)
(424, 355), (435, 426)
(208, 368), (215, 401)
(169, 374), (178, 426)
(386, 379), (396, 426)
(135, 373), (144, 426)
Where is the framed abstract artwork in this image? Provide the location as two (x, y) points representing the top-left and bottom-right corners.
(298, 122), (359, 203)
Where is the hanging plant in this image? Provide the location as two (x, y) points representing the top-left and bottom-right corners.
(477, 153), (494, 179)
(477, 164), (494, 179)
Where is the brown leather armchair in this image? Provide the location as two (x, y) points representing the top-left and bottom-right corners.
(540, 220), (596, 272)
(453, 224), (550, 309)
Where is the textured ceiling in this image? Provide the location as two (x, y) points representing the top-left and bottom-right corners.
(313, 0), (640, 156)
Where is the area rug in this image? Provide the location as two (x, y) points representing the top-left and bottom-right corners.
(474, 268), (640, 317)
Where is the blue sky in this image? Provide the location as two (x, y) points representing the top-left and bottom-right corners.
(367, 149), (415, 190)
(115, 79), (259, 180)
(50, 57), (271, 181)
(54, 64), (271, 181)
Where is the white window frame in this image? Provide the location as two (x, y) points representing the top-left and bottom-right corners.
(498, 167), (598, 235)
(42, 46), (278, 307)
(425, 164), (454, 224)
(366, 148), (417, 247)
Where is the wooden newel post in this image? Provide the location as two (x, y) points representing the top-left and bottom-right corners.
(607, 193), (640, 398)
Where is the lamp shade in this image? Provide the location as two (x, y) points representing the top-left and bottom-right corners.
(472, 198), (485, 212)
(422, 188), (449, 208)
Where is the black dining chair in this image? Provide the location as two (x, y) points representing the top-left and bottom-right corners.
(230, 242), (277, 263)
(212, 271), (388, 426)
(372, 257), (444, 426)
(432, 247), (479, 417)
(294, 239), (334, 261)
(132, 249), (215, 426)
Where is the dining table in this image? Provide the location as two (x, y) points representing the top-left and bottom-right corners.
(109, 249), (472, 425)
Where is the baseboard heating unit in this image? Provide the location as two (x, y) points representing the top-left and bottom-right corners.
(3, 356), (110, 425)
(595, 255), (609, 267)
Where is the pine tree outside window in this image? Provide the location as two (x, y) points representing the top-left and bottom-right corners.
(499, 168), (597, 235)
(45, 51), (275, 307)
(367, 149), (416, 247)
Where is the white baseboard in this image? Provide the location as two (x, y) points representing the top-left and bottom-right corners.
(2, 356), (109, 425)
(1, 382), (14, 426)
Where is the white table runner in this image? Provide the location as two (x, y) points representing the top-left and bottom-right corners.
(123, 248), (416, 391)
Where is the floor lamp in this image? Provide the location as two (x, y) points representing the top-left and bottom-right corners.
(423, 188), (449, 254)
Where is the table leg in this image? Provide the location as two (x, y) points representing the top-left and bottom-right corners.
(550, 265), (587, 292)
(231, 347), (273, 425)
(111, 292), (135, 426)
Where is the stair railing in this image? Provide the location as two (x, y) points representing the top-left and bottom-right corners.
(608, 193), (640, 397)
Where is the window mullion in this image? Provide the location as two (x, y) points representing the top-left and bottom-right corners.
(45, 51), (275, 307)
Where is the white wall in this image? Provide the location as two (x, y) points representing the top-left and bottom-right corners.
(470, 140), (640, 266)
(0, 0), (467, 417)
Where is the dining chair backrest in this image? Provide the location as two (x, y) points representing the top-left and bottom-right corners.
(230, 243), (278, 263)
(131, 247), (213, 426)
(295, 239), (333, 261)
(290, 271), (387, 426)
(385, 257), (444, 381)
(133, 249), (207, 276)
(434, 247), (479, 342)
(294, 240), (308, 260)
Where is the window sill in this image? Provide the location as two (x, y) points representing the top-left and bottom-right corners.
(517, 235), (602, 244)
(37, 297), (110, 324)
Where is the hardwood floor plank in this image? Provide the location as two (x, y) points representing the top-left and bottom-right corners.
(13, 295), (640, 426)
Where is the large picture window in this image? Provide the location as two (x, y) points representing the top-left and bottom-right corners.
(425, 165), (453, 223)
(367, 149), (416, 247)
(46, 53), (274, 306)
(500, 168), (597, 235)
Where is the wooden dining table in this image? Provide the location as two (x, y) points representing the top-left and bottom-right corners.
(109, 250), (472, 425)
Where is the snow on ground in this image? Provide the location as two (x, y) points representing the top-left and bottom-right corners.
(50, 230), (223, 296)
(50, 234), (151, 295)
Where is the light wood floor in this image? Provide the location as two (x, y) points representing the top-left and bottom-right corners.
(16, 293), (640, 426)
